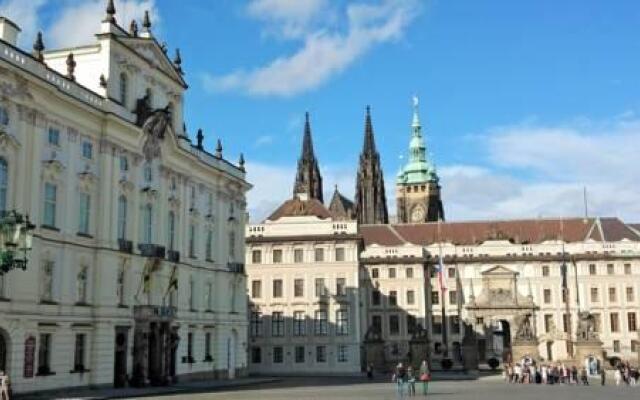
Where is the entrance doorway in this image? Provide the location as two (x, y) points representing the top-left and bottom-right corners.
(113, 328), (128, 388)
(492, 320), (511, 362)
(0, 332), (7, 373)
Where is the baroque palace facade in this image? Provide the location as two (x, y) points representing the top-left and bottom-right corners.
(0, 2), (249, 394)
(245, 100), (640, 374)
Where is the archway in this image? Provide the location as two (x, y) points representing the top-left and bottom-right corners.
(0, 328), (10, 374)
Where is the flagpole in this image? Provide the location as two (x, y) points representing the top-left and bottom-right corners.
(560, 219), (574, 358)
(438, 219), (449, 358)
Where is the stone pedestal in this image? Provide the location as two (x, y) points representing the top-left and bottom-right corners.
(574, 340), (604, 369)
(409, 339), (430, 368)
(364, 340), (386, 372)
(511, 339), (539, 363)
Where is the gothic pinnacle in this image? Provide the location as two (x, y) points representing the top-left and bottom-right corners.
(66, 53), (76, 81)
(173, 49), (183, 74)
(196, 128), (204, 149)
(105, 0), (116, 23)
(239, 153), (245, 172)
(143, 10), (152, 31)
(129, 20), (139, 37)
(215, 139), (223, 158)
(32, 31), (45, 62)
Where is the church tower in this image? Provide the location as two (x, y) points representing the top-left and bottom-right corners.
(355, 106), (389, 224)
(396, 97), (444, 223)
(293, 112), (324, 202)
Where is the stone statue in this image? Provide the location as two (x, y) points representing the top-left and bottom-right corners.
(514, 313), (535, 341)
(141, 106), (172, 161)
(134, 93), (152, 126)
(364, 323), (383, 342)
(576, 311), (598, 341)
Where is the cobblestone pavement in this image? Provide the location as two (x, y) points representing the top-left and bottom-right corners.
(138, 376), (640, 400)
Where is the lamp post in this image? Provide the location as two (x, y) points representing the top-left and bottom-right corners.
(0, 210), (35, 274)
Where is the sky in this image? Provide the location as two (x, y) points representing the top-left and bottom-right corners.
(2, 0), (640, 223)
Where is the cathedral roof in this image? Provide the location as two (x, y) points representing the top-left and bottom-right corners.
(328, 186), (355, 220)
(361, 217), (640, 246)
(266, 197), (333, 221)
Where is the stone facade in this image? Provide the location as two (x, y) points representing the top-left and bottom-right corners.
(0, 7), (249, 394)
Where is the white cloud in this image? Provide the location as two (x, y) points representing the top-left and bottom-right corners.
(247, 0), (328, 39)
(0, 0), (47, 46)
(49, 0), (158, 48)
(203, 0), (420, 97)
(254, 135), (274, 147)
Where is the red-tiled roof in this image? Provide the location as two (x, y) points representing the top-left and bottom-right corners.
(360, 225), (405, 246)
(266, 198), (333, 221)
(599, 218), (640, 241)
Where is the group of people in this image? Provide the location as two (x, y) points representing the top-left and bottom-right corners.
(504, 362), (591, 385)
(613, 362), (639, 386)
(392, 361), (431, 398)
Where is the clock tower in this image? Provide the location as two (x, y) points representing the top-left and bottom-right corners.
(396, 97), (445, 223)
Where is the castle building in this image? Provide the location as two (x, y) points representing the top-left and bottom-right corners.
(0, 3), (249, 394)
(396, 97), (445, 223)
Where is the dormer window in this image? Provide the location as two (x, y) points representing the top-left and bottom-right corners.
(0, 106), (8, 126)
(81, 141), (93, 159)
(48, 128), (60, 146)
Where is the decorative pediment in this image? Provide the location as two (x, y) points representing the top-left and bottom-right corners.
(0, 131), (20, 151)
(42, 159), (65, 181)
(119, 178), (135, 193)
(481, 265), (518, 277)
(116, 37), (186, 87)
(77, 171), (98, 191)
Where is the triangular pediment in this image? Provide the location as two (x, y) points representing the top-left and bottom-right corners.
(482, 265), (517, 276)
(117, 37), (186, 87)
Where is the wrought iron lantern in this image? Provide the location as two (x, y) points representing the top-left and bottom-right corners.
(0, 211), (35, 274)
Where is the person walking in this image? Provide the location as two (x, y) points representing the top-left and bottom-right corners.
(614, 368), (622, 386)
(580, 367), (589, 386)
(367, 363), (374, 380)
(407, 366), (416, 397)
(600, 366), (606, 386)
(394, 362), (407, 399)
(419, 360), (430, 397)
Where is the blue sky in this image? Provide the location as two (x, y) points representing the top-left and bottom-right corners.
(2, 0), (640, 222)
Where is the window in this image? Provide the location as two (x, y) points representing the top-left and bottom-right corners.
(451, 316), (461, 334)
(335, 247), (345, 262)
(607, 264), (614, 275)
(272, 279), (283, 298)
(314, 310), (328, 335)
(431, 291), (439, 305)
(542, 265), (549, 277)
(336, 278), (346, 296)
(610, 313), (619, 332)
(448, 267), (456, 278)
(0, 105), (8, 126)
(38, 333), (52, 374)
(316, 346), (326, 363)
(166, 211), (175, 250)
(562, 289), (567, 303)
(76, 266), (88, 303)
(43, 182), (57, 227)
(372, 315), (382, 334)
(337, 345), (348, 363)
(73, 333), (86, 370)
(142, 204), (153, 244)
(78, 193), (90, 234)
(188, 224), (196, 258)
(590, 287), (599, 302)
(389, 315), (400, 335)
(449, 290), (458, 305)
(624, 264), (631, 275)
(293, 311), (305, 336)
(628, 312), (637, 332)
(251, 280), (261, 298)
(562, 314), (570, 333)
(0, 159), (7, 213)
(204, 332), (212, 359)
(544, 314), (554, 333)
(250, 312), (262, 337)
(252, 250), (262, 264)
(205, 229), (213, 260)
(407, 315), (417, 335)
(315, 278), (326, 297)
(81, 141), (93, 159)
(294, 249), (303, 263)
(119, 155), (128, 172)
(389, 268), (396, 278)
(271, 312), (284, 337)
(608, 287), (617, 303)
(117, 266), (125, 305)
(543, 289), (551, 304)
(229, 231), (236, 259)
(295, 346), (305, 363)
(294, 279), (304, 297)
(389, 290), (397, 306)
(190, 186), (196, 209)
(143, 165), (153, 183)
(371, 268), (379, 279)
(314, 248), (324, 262)
(48, 127), (60, 146)
(117, 196), (127, 240)
(336, 309), (348, 335)
(589, 264), (597, 275)
(406, 268), (413, 278)
(189, 278), (196, 310)
(205, 282), (213, 310)
(41, 261), (54, 302)
(626, 287), (634, 302)
(116, 71), (129, 105)
(372, 289), (381, 306)
(407, 290), (415, 305)
(251, 347), (261, 363)
(631, 340), (639, 353)
(613, 340), (620, 353)
(272, 249), (282, 263)
(187, 332), (194, 362)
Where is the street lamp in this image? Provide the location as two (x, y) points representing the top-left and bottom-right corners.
(0, 211), (35, 274)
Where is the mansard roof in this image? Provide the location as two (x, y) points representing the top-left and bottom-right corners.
(361, 217), (640, 246)
(266, 197), (333, 221)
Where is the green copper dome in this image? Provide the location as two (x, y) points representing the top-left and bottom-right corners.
(397, 96), (438, 185)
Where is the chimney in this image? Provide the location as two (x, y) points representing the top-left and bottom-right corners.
(0, 17), (21, 46)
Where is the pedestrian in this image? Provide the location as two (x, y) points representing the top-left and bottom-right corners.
(571, 365), (578, 385)
(419, 360), (430, 397)
(394, 362), (407, 399)
(614, 368), (622, 386)
(367, 363), (373, 380)
(580, 367), (589, 385)
(0, 371), (10, 400)
(600, 366), (606, 386)
(407, 366), (416, 397)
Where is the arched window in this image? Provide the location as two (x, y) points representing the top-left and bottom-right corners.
(119, 73), (128, 106)
(117, 196), (127, 240)
(142, 204), (153, 244)
(168, 211), (176, 250)
(0, 158), (8, 214)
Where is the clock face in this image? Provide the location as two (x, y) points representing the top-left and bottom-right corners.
(411, 206), (425, 222)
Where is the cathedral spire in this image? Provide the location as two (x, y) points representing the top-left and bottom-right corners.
(355, 106), (388, 224)
(293, 112), (323, 202)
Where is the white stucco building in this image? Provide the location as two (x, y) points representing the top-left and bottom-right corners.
(0, 4), (249, 394)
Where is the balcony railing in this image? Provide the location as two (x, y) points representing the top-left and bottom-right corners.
(228, 262), (245, 274)
(167, 250), (180, 263)
(118, 239), (133, 254)
(138, 244), (166, 258)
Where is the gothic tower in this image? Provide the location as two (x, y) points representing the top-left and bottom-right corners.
(293, 112), (324, 202)
(396, 97), (444, 223)
(355, 106), (389, 224)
